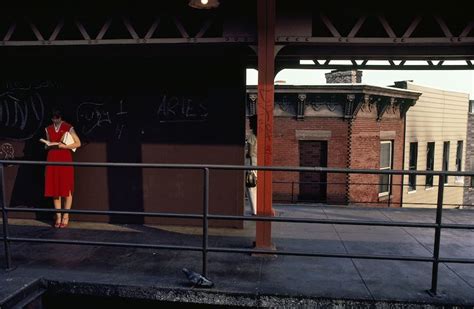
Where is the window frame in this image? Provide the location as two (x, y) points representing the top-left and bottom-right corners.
(455, 141), (463, 172)
(408, 142), (418, 191)
(426, 142), (435, 188)
(379, 140), (393, 197)
(443, 141), (450, 184)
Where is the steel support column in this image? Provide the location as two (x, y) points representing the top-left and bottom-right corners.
(256, 0), (275, 249)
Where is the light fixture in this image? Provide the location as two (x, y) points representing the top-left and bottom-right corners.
(188, 0), (220, 9)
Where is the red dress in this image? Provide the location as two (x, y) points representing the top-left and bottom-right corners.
(44, 122), (74, 197)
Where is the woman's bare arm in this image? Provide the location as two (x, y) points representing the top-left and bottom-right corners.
(59, 128), (82, 150)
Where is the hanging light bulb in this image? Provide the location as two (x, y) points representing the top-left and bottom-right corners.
(188, 0), (220, 9)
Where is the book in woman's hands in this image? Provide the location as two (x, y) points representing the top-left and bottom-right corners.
(39, 139), (60, 147)
(39, 132), (76, 152)
(61, 132), (77, 152)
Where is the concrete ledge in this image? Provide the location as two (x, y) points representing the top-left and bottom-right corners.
(43, 280), (474, 308)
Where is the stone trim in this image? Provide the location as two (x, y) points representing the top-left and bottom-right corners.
(380, 131), (396, 140)
(296, 130), (331, 141)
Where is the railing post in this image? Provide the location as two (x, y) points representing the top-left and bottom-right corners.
(429, 173), (445, 296)
(291, 181), (295, 204)
(1, 163), (12, 270)
(387, 189), (391, 208)
(202, 168), (209, 277)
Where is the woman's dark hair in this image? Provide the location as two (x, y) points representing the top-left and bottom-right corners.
(51, 108), (63, 119)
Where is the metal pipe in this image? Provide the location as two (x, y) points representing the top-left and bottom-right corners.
(207, 214), (437, 228)
(7, 237), (202, 252)
(4, 237), (436, 263)
(3, 159), (474, 289)
(202, 168), (210, 277)
(439, 257), (474, 264)
(2, 160), (474, 177)
(430, 175), (445, 295)
(0, 164), (12, 270)
(208, 247), (434, 262)
(272, 180), (472, 189)
(7, 207), (473, 229)
(291, 181), (295, 204)
(5, 207), (203, 219)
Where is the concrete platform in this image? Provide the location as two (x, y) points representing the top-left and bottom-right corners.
(1, 204), (474, 307)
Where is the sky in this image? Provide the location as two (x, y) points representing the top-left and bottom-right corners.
(246, 69), (474, 99)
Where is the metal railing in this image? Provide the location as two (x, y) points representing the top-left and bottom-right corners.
(1, 160), (474, 296)
(273, 179), (473, 207)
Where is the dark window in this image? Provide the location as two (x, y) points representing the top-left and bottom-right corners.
(426, 142), (435, 187)
(408, 142), (418, 191)
(456, 141), (463, 172)
(469, 100), (474, 113)
(443, 141), (450, 183)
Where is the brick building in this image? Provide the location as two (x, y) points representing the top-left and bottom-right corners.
(463, 100), (474, 206)
(246, 70), (421, 206)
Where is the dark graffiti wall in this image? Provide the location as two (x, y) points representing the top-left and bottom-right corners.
(0, 45), (247, 227)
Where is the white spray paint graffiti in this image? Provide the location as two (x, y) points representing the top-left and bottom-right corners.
(0, 143), (15, 160)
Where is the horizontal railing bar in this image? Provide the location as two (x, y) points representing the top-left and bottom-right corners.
(2, 240), (471, 266)
(438, 257), (474, 264)
(273, 181), (471, 189)
(13, 201), (474, 208)
(277, 200), (470, 207)
(3, 237), (435, 262)
(353, 202), (470, 206)
(440, 223), (474, 230)
(5, 207), (203, 219)
(278, 200), (469, 207)
(2, 160), (474, 176)
(207, 215), (438, 228)
(2, 207), (437, 228)
(7, 237), (203, 252)
(207, 247), (434, 262)
(5, 208), (474, 229)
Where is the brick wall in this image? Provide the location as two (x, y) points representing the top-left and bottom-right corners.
(464, 112), (474, 205)
(348, 118), (404, 207)
(271, 115), (404, 207)
(273, 117), (349, 204)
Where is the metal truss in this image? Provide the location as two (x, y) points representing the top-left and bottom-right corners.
(277, 59), (474, 70)
(1, 6), (474, 71)
(0, 15), (255, 46)
(275, 12), (474, 69)
(278, 14), (474, 45)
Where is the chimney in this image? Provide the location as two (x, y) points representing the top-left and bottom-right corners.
(393, 80), (413, 89)
(325, 69), (362, 84)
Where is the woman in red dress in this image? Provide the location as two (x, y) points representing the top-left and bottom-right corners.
(44, 109), (81, 228)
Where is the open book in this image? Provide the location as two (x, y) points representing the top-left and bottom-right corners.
(39, 132), (77, 152)
(39, 139), (60, 147)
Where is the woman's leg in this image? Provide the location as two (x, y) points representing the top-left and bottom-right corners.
(62, 191), (73, 227)
(53, 197), (61, 227)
